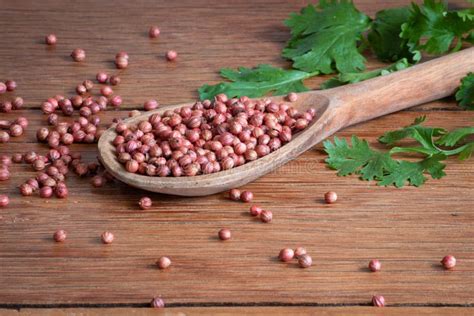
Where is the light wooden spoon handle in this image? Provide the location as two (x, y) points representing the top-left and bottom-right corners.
(320, 47), (474, 129)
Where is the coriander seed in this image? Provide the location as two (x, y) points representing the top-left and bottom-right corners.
(150, 297), (165, 308)
(218, 228), (231, 241)
(139, 197), (152, 210)
(0, 194), (9, 207)
(279, 248), (294, 262)
(298, 254), (312, 268)
(294, 247), (307, 258)
(249, 205), (262, 217)
(101, 231), (114, 244)
(53, 230), (67, 242)
(260, 210), (272, 223)
(229, 189), (241, 201)
(149, 26), (160, 38)
(324, 191), (337, 204)
(71, 48), (86, 62)
(368, 259), (381, 272)
(441, 255), (456, 270)
(45, 34), (57, 45)
(156, 256), (171, 269)
(240, 191), (253, 203)
(372, 295), (385, 307)
(166, 50), (178, 61)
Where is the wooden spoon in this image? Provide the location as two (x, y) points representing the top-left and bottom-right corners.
(98, 47), (474, 196)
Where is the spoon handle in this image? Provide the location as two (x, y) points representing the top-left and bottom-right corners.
(320, 47), (474, 128)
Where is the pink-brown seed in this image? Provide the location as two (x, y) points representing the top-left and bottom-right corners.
(45, 34), (57, 45)
(71, 48), (86, 62)
(96, 72), (108, 83)
(166, 50), (178, 61)
(249, 205), (262, 217)
(441, 255), (456, 270)
(53, 230), (67, 242)
(5, 80), (17, 92)
(240, 191), (253, 203)
(150, 297), (165, 308)
(372, 295), (385, 307)
(369, 259), (382, 272)
(139, 197), (152, 210)
(279, 248), (294, 262)
(115, 56), (128, 69)
(144, 99), (159, 111)
(0, 194), (9, 207)
(101, 231), (114, 244)
(218, 228), (231, 241)
(298, 254), (312, 268)
(149, 26), (160, 38)
(156, 256), (171, 269)
(229, 189), (241, 201)
(260, 210), (272, 223)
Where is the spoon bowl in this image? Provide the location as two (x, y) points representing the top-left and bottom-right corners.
(98, 48), (473, 196)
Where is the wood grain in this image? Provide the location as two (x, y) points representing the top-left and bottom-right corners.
(1, 307), (474, 316)
(0, 0), (473, 312)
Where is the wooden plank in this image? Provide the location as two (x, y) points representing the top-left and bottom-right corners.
(1, 307), (474, 316)
(1, 111), (473, 305)
(0, 0), (469, 109)
(0, 0), (473, 309)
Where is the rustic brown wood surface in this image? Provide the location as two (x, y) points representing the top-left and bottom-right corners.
(0, 0), (473, 314)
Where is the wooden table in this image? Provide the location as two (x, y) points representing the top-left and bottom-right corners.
(0, 0), (473, 314)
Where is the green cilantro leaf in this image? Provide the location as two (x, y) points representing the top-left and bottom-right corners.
(323, 136), (445, 187)
(455, 72), (474, 110)
(282, 1), (371, 74)
(437, 127), (474, 146)
(320, 58), (411, 89)
(325, 117), (473, 187)
(378, 154), (446, 187)
(400, 0), (474, 55)
(197, 64), (315, 100)
(367, 6), (417, 62)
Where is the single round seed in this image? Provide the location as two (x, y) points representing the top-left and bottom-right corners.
(166, 50), (178, 61)
(91, 175), (106, 188)
(32, 159), (46, 171)
(0, 83), (6, 94)
(0, 194), (9, 207)
(150, 297), (165, 308)
(109, 75), (121, 86)
(55, 184), (68, 198)
(53, 230), (67, 242)
(101, 86), (113, 97)
(368, 259), (381, 272)
(298, 254), (312, 268)
(71, 48), (86, 62)
(115, 56), (128, 69)
(110, 95), (122, 107)
(218, 228), (231, 241)
(287, 92), (298, 102)
(249, 205), (262, 217)
(9, 124), (23, 137)
(138, 197), (153, 210)
(144, 99), (159, 111)
(5, 80), (17, 92)
(324, 191), (337, 204)
(441, 255), (456, 270)
(156, 256), (171, 269)
(0, 101), (12, 112)
(83, 80), (94, 91)
(45, 34), (57, 45)
(0, 168), (10, 181)
(101, 231), (114, 244)
(96, 72), (108, 83)
(0, 131), (9, 143)
(149, 26), (160, 38)
(12, 153), (23, 163)
(279, 248), (295, 262)
(229, 189), (241, 201)
(19, 183), (34, 196)
(39, 186), (53, 198)
(12, 97), (24, 109)
(294, 247), (307, 258)
(372, 295), (385, 307)
(260, 210), (273, 223)
(240, 191), (253, 203)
